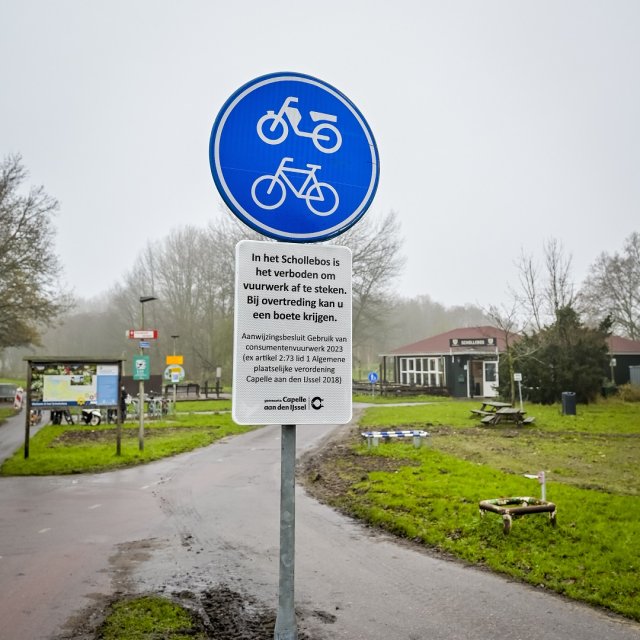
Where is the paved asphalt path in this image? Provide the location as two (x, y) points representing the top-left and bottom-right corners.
(0, 409), (639, 640)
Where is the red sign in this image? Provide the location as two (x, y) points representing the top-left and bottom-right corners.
(127, 329), (158, 340)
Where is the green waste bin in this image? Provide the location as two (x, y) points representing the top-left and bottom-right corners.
(561, 391), (576, 415)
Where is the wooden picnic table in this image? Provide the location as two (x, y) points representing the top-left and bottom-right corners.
(471, 400), (535, 426)
(482, 407), (534, 426)
(470, 400), (512, 418)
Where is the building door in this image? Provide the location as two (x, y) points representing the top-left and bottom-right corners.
(482, 361), (499, 397)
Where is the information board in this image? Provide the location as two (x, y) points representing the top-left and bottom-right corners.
(30, 362), (119, 407)
(233, 240), (352, 425)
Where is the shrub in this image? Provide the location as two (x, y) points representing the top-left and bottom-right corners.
(617, 383), (640, 402)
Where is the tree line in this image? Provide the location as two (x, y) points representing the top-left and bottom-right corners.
(1, 154), (638, 402)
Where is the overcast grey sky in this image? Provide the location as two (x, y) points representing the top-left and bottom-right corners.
(2, 1), (638, 308)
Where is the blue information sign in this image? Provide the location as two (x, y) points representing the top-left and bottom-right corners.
(209, 72), (379, 242)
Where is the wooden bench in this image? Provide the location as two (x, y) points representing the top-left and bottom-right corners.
(361, 430), (430, 448)
(470, 409), (494, 417)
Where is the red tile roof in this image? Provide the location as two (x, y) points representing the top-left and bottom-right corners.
(607, 335), (640, 354)
(384, 326), (519, 356)
(384, 328), (640, 357)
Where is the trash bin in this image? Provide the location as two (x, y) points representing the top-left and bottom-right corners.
(561, 391), (576, 415)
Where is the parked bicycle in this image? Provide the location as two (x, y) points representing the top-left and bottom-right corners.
(130, 393), (168, 419)
(148, 395), (168, 418)
(50, 409), (73, 425)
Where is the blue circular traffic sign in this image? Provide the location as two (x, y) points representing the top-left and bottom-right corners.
(209, 72), (379, 242)
(368, 371), (379, 383)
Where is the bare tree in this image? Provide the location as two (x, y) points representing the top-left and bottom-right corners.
(28, 207), (406, 382)
(544, 238), (575, 316)
(333, 210), (405, 349)
(579, 232), (640, 339)
(513, 250), (543, 331)
(0, 154), (69, 351)
(512, 238), (575, 330)
(484, 303), (522, 404)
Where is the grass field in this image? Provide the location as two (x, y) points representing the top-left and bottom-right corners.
(0, 406), (250, 476)
(306, 397), (640, 621)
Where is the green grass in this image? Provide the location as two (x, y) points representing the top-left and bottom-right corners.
(347, 447), (640, 619)
(0, 411), (254, 476)
(309, 398), (640, 621)
(361, 399), (476, 427)
(361, 398), (640, 433)
(100, 595), (206, 640)
(174, 398), (231, 412)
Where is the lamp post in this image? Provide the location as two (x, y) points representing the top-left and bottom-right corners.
(138, 295), (157, 451)
(171, 334), (179, 413)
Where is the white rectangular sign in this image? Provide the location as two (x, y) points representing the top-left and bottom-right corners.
(233, 240), (352, 425)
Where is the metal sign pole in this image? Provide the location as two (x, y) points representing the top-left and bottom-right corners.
(138, 355), (145, 451)
(518, 380), (523, 411)
(23, 363), (32, 459)
(274, 424), (297, 640)
(117, 360), (123, 456)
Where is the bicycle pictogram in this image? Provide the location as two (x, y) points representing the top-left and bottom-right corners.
(251, 157), (339, 216)
(256, 96), (342, 154)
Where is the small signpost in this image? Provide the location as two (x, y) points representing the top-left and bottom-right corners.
(133, 355), (150, 381)
(164, 363), (186, 411)
(210, 71), (378, 640)
(368, 371), (378, 397)
(216, 366), (222, 398)
(514, 372), (523, 410)
(127, 325), (158, 451)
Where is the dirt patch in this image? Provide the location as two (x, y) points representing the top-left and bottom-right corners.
(196, 585), (327, 639)
(52, 426), (198, 445)
(298, 410), (419, 507)
(57, 584), (333, 640)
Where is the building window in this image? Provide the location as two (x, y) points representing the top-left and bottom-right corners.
(400, 357), (445, 386)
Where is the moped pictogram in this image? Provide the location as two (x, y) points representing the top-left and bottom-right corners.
(256, 97), (342, 154)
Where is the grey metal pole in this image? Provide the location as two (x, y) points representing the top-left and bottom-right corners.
(518, 380), (523, 411)
(23, 363), (32, 459)
(173, 383), (177, 414)
(138, 377), (145, 451)
(171, 334), (179, 414)
(138, 303), (146, 451)
(274, 424), (297, 640)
